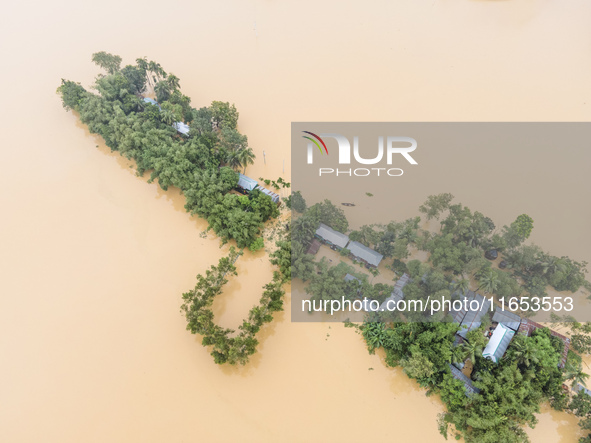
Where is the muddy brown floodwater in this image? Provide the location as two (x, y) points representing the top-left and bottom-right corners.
(1, 0), (590, 442)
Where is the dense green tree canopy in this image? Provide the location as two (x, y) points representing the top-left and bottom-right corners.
(91, 51), (122, 74)
(57, 53), (275, 249)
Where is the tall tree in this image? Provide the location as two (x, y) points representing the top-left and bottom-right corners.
(565, 362), (590, 389)
(478, 268), (499, 294)
(155, 80), (172, 102)
(419, 193), (454, 221)
(91, 51), (122, 74)
(167, 73), (180, 91)
(237, 147), (255, 174)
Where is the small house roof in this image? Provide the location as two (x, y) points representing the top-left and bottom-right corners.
(448, 364), (480, 396)
(258, 186), (280, 203)
(347, 241), (383, 267)
(456, 292), (491, 339)
(173, 121), (190, 135)
(378, 291), (404, 312)
(576, 384), (591, 397)
(237, 173), (259, 191)
(378, 274), (409, 311)
(306, 239), (321, 255)
(315, 223), (350, 249)
(492, 306), (521, 331)
(483, 323), (515, 363)
(143, 97), (158, 105)
(236, 174), (280, 203)
(394, 273), (410, 291)
(344, 273), (361, 283)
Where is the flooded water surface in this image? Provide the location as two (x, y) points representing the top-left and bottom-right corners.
(1, 0), (590, 441)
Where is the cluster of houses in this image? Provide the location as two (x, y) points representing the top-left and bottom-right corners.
(311, 223), (578, 398)
(313, 223), (383, 268)
(338, 266), (574, 397)
(449, 292), (572, 396)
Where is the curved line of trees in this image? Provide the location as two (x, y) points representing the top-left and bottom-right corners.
(57, 52), (274, 249)
(181, 242), (290, 365)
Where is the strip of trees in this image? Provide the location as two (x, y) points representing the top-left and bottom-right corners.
(181, 241), (290, 365)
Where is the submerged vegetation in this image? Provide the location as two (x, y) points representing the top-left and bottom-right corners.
(57, 51), (274, 249)
(180, 246), (290, 365)
(58, 52), (290, 365)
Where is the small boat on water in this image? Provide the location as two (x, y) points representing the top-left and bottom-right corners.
(341, 203), (355, 207)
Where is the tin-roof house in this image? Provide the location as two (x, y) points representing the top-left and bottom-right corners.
(143, 97), (160, 108)
(314, 223), (350, 249)
(448, 364), (480, 396)
(173, 121), (190, 136)
(347, 241), (383, 268)
(344, 273), (361, 283)
(452, 291), (491, 339)
(236, 173), (280, 203)
(492, 306), (521, 331)
(482, 323), (515, 363)
(575, 383), (591, 397)
(379, 273), (410, 311)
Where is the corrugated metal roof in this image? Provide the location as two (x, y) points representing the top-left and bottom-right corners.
(394, 273), (410, 291)
(492, 307), (521, 331)
(258, 186), (280, 203)
(378, 274), (409, 311)
(457, 292), (491, 339)
(344, 273), (361, 283)
(237, 173), (258, 191)
(450, 290), (472, 324)
(173, 121), (190, 135)
(315, 223), (350, 249)
(482, 323), (515, 363)
(347, 241), (383, 267)
(306, 239), (321, 255)
(576, 384), (591, 397)
(236, 174), (280, 203)
(448, 364), (480, 396)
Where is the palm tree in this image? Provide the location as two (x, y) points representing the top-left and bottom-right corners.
(565, 362), (590, 389)
(538, 256), (566, 276)
(136, 57), (149, 86)
(450, 344), (468, 365)
(147, 61), (167, 91)
(460, 341), (483, 366)
(510, 336), (539, 368)
(466, 227), (481, 248)
(167, 73), (180, 91)
(160, 109), (175, 126)
(224, 150), (242, 170)
(478, 269), (499, 294)
(237, 147), (255, 174)
(452, 278), (470, 296)
(155, 81), (171, 103)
